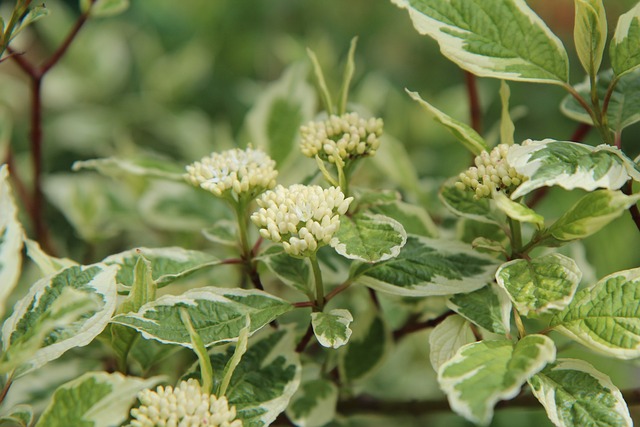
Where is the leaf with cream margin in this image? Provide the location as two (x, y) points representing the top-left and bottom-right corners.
(447, 284), (512, 334)
(0, 164), (24, 318)
(24, 238), (78, 276)
(574, 0), (607, 77)
(332, 213), (407, 263)
(311, 309), (353, 349)
(429, 314), (475, 372)
(610, 2), (640, 77)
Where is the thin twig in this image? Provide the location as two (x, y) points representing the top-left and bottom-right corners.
(464, 71), (482, 134)
(295, 323), (314, 353)
(392, 311), (454, 341)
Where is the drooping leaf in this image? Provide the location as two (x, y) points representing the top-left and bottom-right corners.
(257, 246), (312, 297)
(550, 267), (640, 359)
(438, 334), (556, 426)
(447, 284), (511, 334)
(1, 264), (118, 378)
(0, 164), (24, 318)
(392, 0), (569, 84)
(72, 157), (184, 181)
(496, 254), (582, 317)
(407, 90), (487, 155)
(439, 179), (500, 224)
(492, 190), (544, 227)
(507, 139), (640, 199)
(80, 0), (130, 17)
(111, 287), (292, 348)
(365, 199), (438, 238)
(103, 246), (220, 288)
(574, 0), (607, 77)
(0, 404), (32, 427)
(36, 372), (161, 427)
(331, 213), (407, 263)
(428, 314), (475, 372)
(528, 358), (632, 427)
(352, 235), (500, 297)
(286, 378), (338, 427)
(24, 239), (78, 277)
(311, 309), (353, 349)
(610, 2), (640, 77)
(339, 312), (390, 383)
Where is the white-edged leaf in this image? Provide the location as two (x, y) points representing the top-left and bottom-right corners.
(339, 312), (390, 383)
(0, 404), (32, 427)
(496, 253), (582, 317)
(492, 190), (544, 227)
(72, 157), (184, 181)
(550, 267), (640, 359)
(12, 5), (49, 36)
(507, 139), (640, 199)
(257, 246), (313, 297)
(528, 358), (632, 427)
(574, 0), (607, 76)
(1, 264), (118, 378)
(392, 0), (569, 84)
(428, 314), (475, 372)
(331, 213), (407, 263)
(407, 90), (487, 155)
(103, 247), (220, 288)
(0, 164), (24, 318)
(499, 81), (515, 146)
(439, 179), (500, 224)
(610, 2), (640, 77)
(80, 0), (129, 17)
(202, 219), (237, 246)
(438, 334), (556, 426)
(365, 199), (438, 238)
(111, 287), (292, 348)
(311, 309), (353, 349)
(24, 238), (78, 276)
(36, 372), (161, 427)
(351, 235), (500, 297)
(286, 378), (338, 427)
(447, 284), (511, 335)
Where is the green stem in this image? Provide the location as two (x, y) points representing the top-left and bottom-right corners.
(233, 199), (251, 260)
(508, 217), (523, 255)
(310, 254), (325, 311)
(180, 308), (214, 394)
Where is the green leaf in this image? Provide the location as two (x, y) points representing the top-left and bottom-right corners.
(439, 179), (499, 224)
(574, 0), (607, 77)
(370, 134), (422, 195)
(550, 267), (640, 359)
(24, 239), (78, 276)
(202, 219), (237, 246)
(548, 190), (640, 242)
(438, 334), (556, 426)
(81, 0), (130, 17)
(103, 246), (220, 288)
(407, 90), (488, 155)
(218, 317), (250, 397)
(447, 284), (511, 334)
(246, 63), (315, 167)
(0, 405), (32, 427)
(257, 246), (312, 297)
(496, 254), (582, 317)
(36, 372), (161, 427)
(352, 235), (500, 297)
(560, 69), (640, 132)
(332, 213), (407, 263)
(499, 81), (515, 146)
(339, 312), (390, 382)
(428, 314), (475, 372)
(338, 37), (358, 115)
(492, 190), (544, 227)
(366, 199), (439, 238)
(306, 48), (334, 115)
(12, 5), (49, 37)
(610, 2), (640, 77)
(392, 0), (569, 84)
(205, 326), (301, 427)
(0, 165), (24, 318)
(528, 358), (632, 427)
(111, 287), (292, 348)
(1, 264), (118, 377)
(72, 157), (184, 181)
(311, 309), (353, 349)
(286, 378), (338, 427)
(507, 139), (640, 199)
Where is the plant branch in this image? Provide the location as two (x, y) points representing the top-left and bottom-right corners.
(464, 71), (482, 134)
(623, 181), (640, 233)
(295, 323), (314, 353)
(393, 310), (454, 341)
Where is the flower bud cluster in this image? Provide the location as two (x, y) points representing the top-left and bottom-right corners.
(455, 144), (526, 198)
(186, 147), (277, 199)
(251, 185), (353, 257)
(300, 112), (383, 164)
(129, 379), (242, 427)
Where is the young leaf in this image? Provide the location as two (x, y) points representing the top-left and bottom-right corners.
(1, 264), (118, 378)
(338, 37), (358, 115)
(428, 314), (475, 372)
(257, 246), (313, 297)
(103, 246), (221, 288)
(550, 267), (640, 359)
(447, 284), (512, 335)
(392, 0), (569, 84)
(0, 164), (24, 318)
(331, 213), (407, 263)
(439, 179), (500, 224)
(111, 287), (292, 348)
(492, 190), (544, 227)
(574, 0), (607, 77)
(80, 0), (130, 17)
(24, 239), (78, 276)
(0, 404), (32, 427)
(365, 199), (439, 238)
(218, 316), (250, 397)
(36, 372), (162, 427)
(496, 253), (582, 317)
(351, 235), (500, 297)
(547, 190), (640, 242)
(610, 2), (640, 77)
(72, 157), (184, 181)
(507, 139), (640, 199)
(528, 358), (633, 427)
(438, 334), (556, 426)
(286, 378), (338, 427)
(307, 48), (334, 115)
(499, 81), (515, 146)
(311, 309), (354, 349)
(407, 90), (488, 155)
(339, 312), (390, 383)
(11, 5), (50, 37)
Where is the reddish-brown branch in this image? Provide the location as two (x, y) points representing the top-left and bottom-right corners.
(464, 71), (482, 134)
(623, 181), (640, 233)
(295, 323), (315, 353)
(393, 310), (454, 341)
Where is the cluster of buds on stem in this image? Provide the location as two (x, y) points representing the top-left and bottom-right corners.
(251, 184), (353, 257)
(455, 143), (526, 198)
(129, 379), (242, 427)
(185, 147), (277, 201)
(300, 112), (383, 165)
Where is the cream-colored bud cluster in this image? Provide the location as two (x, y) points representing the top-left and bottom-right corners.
(251, 184), (353, 257)
(129, 379), (242, 427)
(299, 112), (383, 164)
(455, 144), (526, 198)
(186, 147), (277, 199)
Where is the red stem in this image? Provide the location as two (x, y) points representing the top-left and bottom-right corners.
(623, 181), (640, 233)
(464, 71), (482, 134)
